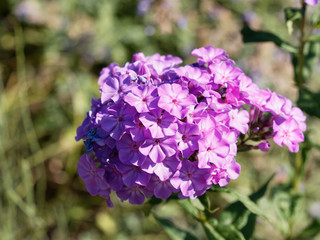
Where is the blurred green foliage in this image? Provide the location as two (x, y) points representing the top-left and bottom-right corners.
(0, 0), (320, 239)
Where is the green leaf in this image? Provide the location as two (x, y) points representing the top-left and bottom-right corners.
(241, 24), (298, 54)
(284, 8), (302, 35)
(227, 188), (269, 221)
(203, 222), (225, 240)
(154, 215), (198, 240)
(219, 174), (274, 228)
(240, 213), (256, 240)
(297, 220), (320, 239)
(207, 220), (246, 240)
(215, 225), (246, 240)
(298, 88), (320, 118)
(190, 198), (205, 211)
(177, 199), (200, 220)
(306, 34), (320, 42)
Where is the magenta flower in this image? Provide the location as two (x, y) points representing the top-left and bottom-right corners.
(191, 46), (228, 65)
(273, 117), (304, 153)
(209, 60), (242, 85)
(76, 46), (306, 206)
(158, 83), (197, 119)
(100, 75), (131, 104)
(124, 84), (158, 113)
(176, 121), (201, 158)
(139, 108), (177, 138)
(170, 160), (211, 199)
(256, 141), (271, 152)
(100, 101), (136, 140)
(198, 130), (230, 168)
(139, 135), (177, 163)
(227, 109), (250, 134)
(153, 155), (181, 181)
(211, 156), (241, 187)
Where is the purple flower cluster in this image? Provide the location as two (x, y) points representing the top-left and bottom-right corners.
(76, 46), (306, 206)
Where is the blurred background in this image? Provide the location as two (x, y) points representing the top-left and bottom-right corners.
(0, 0), (320, 239)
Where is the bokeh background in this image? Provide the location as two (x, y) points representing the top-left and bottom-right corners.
(1, 0), (320, 239)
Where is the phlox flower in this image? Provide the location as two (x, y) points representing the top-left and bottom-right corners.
(158, 83), (197, 119)
(198, 130), (230, 168)
(124, 84), (158, 113)
(76, 46), (306, 206)
(273, 117), (304, 153)
(170, 160), (211, 199)
(77, 154), (107, 196)
(139, 108), (177, 138)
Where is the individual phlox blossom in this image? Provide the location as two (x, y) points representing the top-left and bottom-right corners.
(100, 101), (136, 140)
(75, 116), (91, 141)
(170, 160), (211, 199)
(198, 130), (230, 168)
(273, 117), (304, 153)
(264, 92), (286, 116)
(139, 108), (177, 138)
(130, 115), (147, 142)
(97, 63), (119, 86)
(77, 154), (108, 196)
(147, 175), (179, 199)
(281, 98), (307, 132)
(124, 84), (158, 113)
(191, 46), (228, 65)
(227, 109), (250, 134)
(139, 133), (177, 163)
(185, 102), (207, 124)
(237, 74), (259, 104)
(117, 163), (151, 187)
(176, 121), (201, 158)
(256, 141), (271, 152)
(211, 156), (241, 187)
(116, 134), (146, 166)
(104, 160), (124, 191)
(158, 83), (197, 119)
(204, 90), (232, 113)
(176, 65), (211, 85)
(153, 155), (181, 181)
(305, 0), (318, 5)
(209, 60), (242, 85)
(225, 82), (246, 107)
(117, 185), (153, 205)
(100, 74), (132, 103)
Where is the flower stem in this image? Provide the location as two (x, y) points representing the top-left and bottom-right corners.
(297, 0), (307, 89)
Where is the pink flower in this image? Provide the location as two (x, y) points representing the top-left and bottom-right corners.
(124, 84), (158, 113)
(273, 117), (304, 153)
(198, 130), (230, 168)
(227, 109), (250, 134)
(158, 83), (197, 119)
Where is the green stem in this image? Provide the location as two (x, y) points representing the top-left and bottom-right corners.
(292, 0), (307, 193)
(297, 1), (307, 89)
(292, 149), (303, 192)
